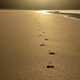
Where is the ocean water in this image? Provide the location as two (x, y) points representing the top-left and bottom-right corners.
(48, 10), (80, 19)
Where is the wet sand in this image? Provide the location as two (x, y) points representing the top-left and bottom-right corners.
(0, 10), (80, 80)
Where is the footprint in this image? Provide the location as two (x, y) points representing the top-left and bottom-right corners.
(46, 65), (55, 68)
(49, 51), (56, 55)
(40, 43), (46, 46)
(42, 32), (45, 34)
(44, 38), (48, 41)
(38, 34), (42, 37)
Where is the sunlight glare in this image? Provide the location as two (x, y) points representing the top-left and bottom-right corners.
(36, 10), (50, 14)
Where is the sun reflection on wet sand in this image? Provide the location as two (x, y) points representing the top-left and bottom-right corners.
(35, 10), (51, 14)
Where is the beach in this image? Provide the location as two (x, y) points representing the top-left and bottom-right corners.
(0, 10), (80, 80)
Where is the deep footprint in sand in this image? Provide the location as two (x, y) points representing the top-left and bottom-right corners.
(46, 65), (55, 69)
(48, 51), (56, 55)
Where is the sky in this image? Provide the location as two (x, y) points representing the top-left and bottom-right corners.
(0, 0), (80, 10)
